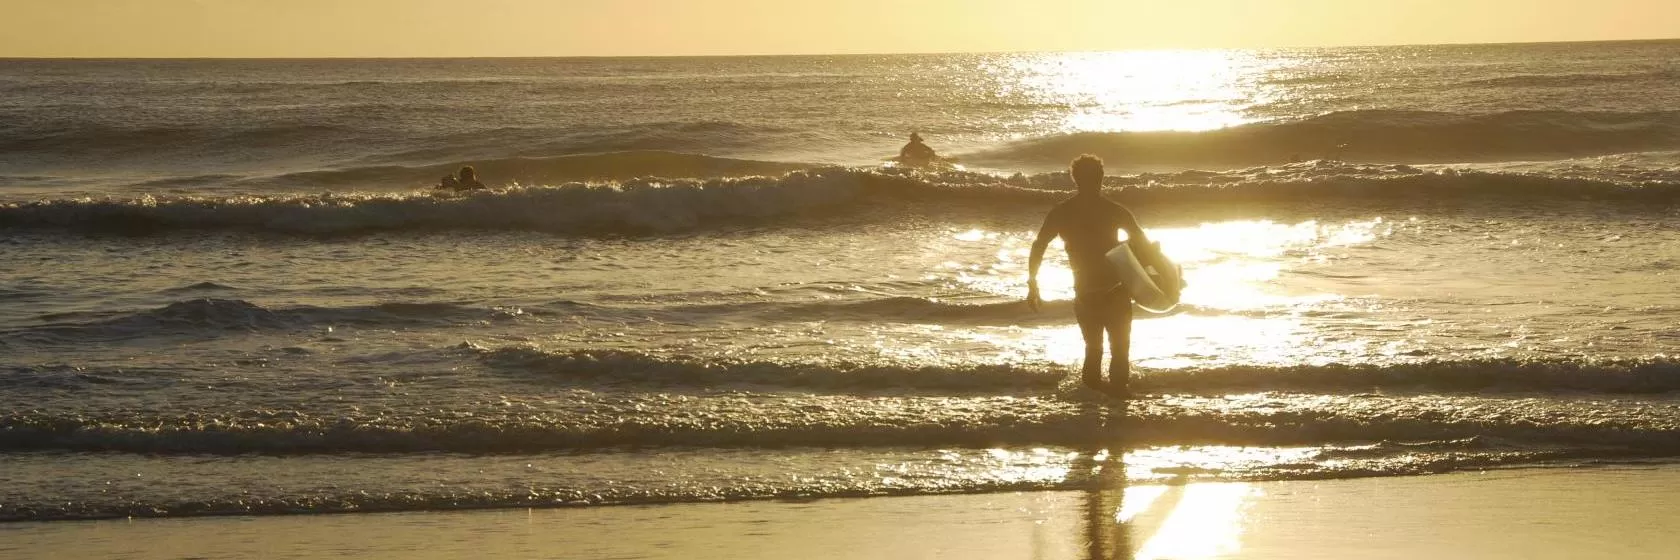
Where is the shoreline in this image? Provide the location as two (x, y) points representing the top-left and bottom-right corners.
(6, 464), (1677, 559)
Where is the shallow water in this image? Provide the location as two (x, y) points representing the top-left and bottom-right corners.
(3, 43), (1679, 521)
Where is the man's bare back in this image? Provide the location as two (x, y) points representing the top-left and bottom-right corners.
(1026, 156), (1149, 398)
(1038, 196), (1145, 296)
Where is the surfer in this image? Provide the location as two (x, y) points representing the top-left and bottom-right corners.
(437, 165), (487, 191)
(898, 132), (939, 167)
(1026, 155), (1150, 398)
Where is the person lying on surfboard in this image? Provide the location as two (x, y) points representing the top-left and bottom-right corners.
(436, 165), (487, 191)
(1026, 154), (1151, 398)
(897, 132), (939, 167)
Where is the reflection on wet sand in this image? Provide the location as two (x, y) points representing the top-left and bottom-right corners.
(1083, 401), (1258, 559)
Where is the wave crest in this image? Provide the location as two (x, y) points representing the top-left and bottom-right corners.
(250, 151), (811, 188)
(6, 298), (525, 342)
(5, 382), (1678, 456)
(479, 347), (1680, 395)
(967, 110), (1680, 167)
(1461, 70), (1680, 88)
(5, 162), (1679, 235)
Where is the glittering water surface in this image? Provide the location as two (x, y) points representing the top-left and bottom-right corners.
(4, 42), (1680, 521)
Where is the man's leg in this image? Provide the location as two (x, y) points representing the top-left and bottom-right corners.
(1073, 295), (1106, 390)
(1105, 294), (1134, 397)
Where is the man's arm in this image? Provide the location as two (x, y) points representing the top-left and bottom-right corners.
(1116, 204), (1147, 246)
(1027, 210), (1058, 311)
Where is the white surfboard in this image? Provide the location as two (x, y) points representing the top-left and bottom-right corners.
(1105, 240), (1184, 313)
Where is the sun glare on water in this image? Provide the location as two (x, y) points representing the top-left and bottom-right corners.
(946, 218), (1391, 368)
(982, 49), (1289, 133)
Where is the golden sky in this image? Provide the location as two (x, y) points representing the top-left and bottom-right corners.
(3, 0), (1673, 57)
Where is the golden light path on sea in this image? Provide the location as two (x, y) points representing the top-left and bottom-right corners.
(944, 218), (1388, 369)
(982, 49), (1289, 133)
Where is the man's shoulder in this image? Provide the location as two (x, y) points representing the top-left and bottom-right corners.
(1047, 197), (1078, 217)
(1095, 196), (1130, 212)
(1051, 194), (1122, 210)
(1051, 194), (1094, 211)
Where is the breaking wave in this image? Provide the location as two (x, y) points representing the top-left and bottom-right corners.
(4, 162), (1679, 236)
(0, 444), (1648, 522)
(4, 375), (1678, 455)
(10, 438), (1653, 522)
(476, 347), (1680, 395)
(247, 151), (810, 188)
(0, 293), (1215, 345)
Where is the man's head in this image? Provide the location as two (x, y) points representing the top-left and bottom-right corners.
(459, 166), (477, 180)
(1070, 155), (1103, 193)
(909, 132), (923, 142)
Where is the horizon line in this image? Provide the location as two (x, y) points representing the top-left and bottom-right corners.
(3, 36), (1676, 61)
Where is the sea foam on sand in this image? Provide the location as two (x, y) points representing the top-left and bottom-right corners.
(5, 465), (1676, 559)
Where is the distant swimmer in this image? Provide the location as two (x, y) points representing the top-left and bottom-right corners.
(437, 166), (487, 191)
(897, 132), (940, 167)
(1026, 155), (1151, 399)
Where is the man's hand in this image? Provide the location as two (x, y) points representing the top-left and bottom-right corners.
(1026, 280), (1042, 312)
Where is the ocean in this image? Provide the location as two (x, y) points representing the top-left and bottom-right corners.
(2, 40), (1678, 522)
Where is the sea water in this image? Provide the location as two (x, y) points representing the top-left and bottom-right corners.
(2, 41), (1679, 520)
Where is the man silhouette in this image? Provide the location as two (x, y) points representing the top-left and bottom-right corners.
(1027, 155), (1150, 398)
